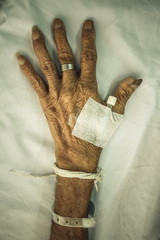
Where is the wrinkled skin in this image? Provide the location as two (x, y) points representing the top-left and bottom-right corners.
(17, 19), (142, 240)
(16, 19), (141, 172)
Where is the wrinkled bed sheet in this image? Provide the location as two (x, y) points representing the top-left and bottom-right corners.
(0, 0), (160, 239)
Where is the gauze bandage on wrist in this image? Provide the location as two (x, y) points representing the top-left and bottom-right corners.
(72, 97), (123, 148)
(53, 163), (103, 191)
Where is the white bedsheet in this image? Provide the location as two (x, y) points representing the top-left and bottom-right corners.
(0, 0), (160, 239)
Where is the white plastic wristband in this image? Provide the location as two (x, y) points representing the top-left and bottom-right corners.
(53, 212), (96, 228)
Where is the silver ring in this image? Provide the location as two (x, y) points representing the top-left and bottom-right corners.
(61, 63), (74, 72)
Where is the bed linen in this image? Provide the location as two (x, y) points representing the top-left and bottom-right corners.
(0, 0), (160, 239)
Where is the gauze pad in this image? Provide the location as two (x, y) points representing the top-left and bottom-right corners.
(72, 97), (123, 148)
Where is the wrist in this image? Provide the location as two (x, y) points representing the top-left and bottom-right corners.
(53, 176), (94, 217)
(55, 140), (102, 172)
(50, 139), (101, 240)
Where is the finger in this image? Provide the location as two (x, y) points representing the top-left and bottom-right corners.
(16, 53), (48, 98)
(32, 26), (59, 90)
(80, 20), (97, 80)
(112, 77), (142, 114)
(53, 18), (76, 81)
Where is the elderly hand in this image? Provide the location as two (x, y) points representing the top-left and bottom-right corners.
(16, 19), (141, 172)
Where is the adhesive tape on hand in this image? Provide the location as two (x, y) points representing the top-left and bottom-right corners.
(106, 96), (117, 106)
(72, 97), (123, 148)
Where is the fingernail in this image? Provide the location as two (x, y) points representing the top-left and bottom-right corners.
(54, 18), (63, 29)
(84, 20), (93, 30)
(135, 79), (143, 86)
(137, 79), (143, 83)
(32, 26), (40, 40)
(16, 52), (21, 57)
(130, 79), (143, 89)
(16, 52), (25, 65)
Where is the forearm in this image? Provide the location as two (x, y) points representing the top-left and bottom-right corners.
(50, 178), (94, 240)
(49, 146), (102, 240)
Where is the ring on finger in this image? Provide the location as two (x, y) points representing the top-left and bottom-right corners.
(61, 63), (74, 72)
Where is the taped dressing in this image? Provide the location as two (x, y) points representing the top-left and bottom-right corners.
(72, 97), (123, 148)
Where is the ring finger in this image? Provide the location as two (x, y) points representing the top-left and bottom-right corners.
(53, 18), (77, 82)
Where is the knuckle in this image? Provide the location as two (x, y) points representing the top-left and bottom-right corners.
(82, 37), (92, 46)
(82, 48), (97, 62)
(82, 31), (95, 41)
(23, 67), (39, 88)
(34, 41), (43, 52)
(58, 50), (73, 63)
(41, 57), (54, 71)
(24, 66), (33, 77)
(82, 34), (95, 46)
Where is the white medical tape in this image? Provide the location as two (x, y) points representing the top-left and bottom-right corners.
(106, 96), (117, 106)
(72, 97), (123, 148)
(53, 212), (96, 228)
(53, 163), (103, 191)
